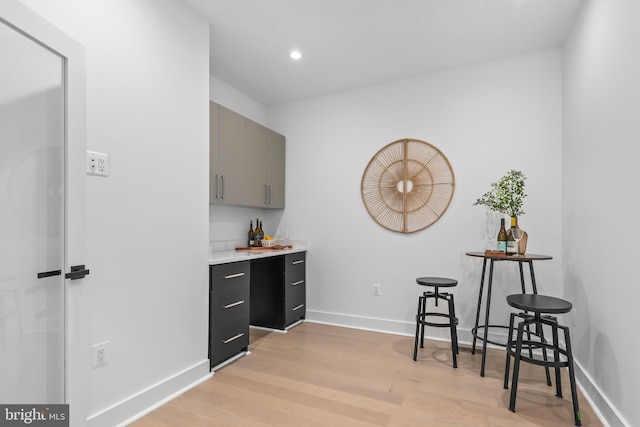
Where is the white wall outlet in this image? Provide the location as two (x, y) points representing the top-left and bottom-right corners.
(87, 150), (109, 176)
(92, 341), (109, 368)
(372, 283), (381, 296)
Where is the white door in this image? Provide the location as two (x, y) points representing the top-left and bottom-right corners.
(0, 0), (87, 419)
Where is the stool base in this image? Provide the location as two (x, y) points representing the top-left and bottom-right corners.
(504, 311), (581, 426)
(413, 290), (459, 368)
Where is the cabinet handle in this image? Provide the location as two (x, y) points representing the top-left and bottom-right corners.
(223, 332), (245, 344)
(224, 272), (245, 279)
(292, 280), (304, 286)
(292, 304), (304, 311)
(214, 175), (219, 199)
(220, 175), (224, 199)
(268, 184), (272, 205)
(265, 184), (269, 205)
(292, 260), (304, 265)
(224, 300), (245, 309)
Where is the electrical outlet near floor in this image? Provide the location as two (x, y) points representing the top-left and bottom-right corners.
(92, 341), (109, 368)
(372, 283), (381, 296)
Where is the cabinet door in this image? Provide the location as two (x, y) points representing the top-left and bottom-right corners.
(209, 102), (220, 202)
(267, 129), (286, 209)
(245, 119), (268, 206)
(216, 105), (248, 206)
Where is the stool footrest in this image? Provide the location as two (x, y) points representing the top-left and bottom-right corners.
(506, 340), (570, 368)
(417, 312), (459, 328)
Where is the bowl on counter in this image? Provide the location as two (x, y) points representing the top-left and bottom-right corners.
(261, 239), (276, 247)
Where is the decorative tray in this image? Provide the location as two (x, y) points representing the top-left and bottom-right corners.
(235, 245), (292, 251)
(484, 250), (507, 257)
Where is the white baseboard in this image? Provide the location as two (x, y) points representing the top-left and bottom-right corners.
(87, 359), (212, 427)
(306, 309), (626, 427)
(306, 309), (494, 347)
(572, 359), (629, 427)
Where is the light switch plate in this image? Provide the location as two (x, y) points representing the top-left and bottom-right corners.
(87, 150), (109, 176)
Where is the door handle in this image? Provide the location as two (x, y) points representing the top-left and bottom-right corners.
(65, 265), (90, 280)
(37, 269), (62, 279)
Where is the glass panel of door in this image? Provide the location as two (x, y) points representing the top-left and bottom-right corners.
(0, 19), (65, 403)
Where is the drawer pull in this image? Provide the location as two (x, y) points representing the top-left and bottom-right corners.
(223, 332), (245, 344)
(292, 260), (304, 265)
(224, 300), (245, 309)
(224, 272), (245, 280)
(292, 280), (304, 286)
(292, 304), (304, 311)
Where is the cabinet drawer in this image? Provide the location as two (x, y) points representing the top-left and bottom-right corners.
(211, 285), (250, 325)
(286, 281), (305, 311)
(210, 320), (249, 368)
(285, 298), (305, 327)
(284, 269), (305, 299)
(285, 252), (305, 272)
(285, 268), (305, 327)
(211, 261), (250, 291)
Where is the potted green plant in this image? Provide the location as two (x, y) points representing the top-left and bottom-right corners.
(474, 170), (527, 254)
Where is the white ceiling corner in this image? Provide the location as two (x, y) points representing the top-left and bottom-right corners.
(183, 0), (583, 105)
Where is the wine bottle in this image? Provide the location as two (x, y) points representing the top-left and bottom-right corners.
(506, 217), (517, 255)
(497, 218), (507, 253)
(254, 218), (263, 247)
(248, 220), (255, 247)
(257, 220), (265, 244)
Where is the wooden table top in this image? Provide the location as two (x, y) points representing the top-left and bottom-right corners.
(465, 252), (552, 261)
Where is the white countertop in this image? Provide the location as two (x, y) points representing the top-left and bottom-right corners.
(209, 240), (308, 265)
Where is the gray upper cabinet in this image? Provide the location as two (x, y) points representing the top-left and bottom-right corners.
(245, 119), (269, 206)
(210, 103), (249, 206)
(266, 129), (285, 209)
(210, 101), (285, 209)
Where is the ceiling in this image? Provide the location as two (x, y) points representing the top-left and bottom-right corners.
(182, 0), (583, 106)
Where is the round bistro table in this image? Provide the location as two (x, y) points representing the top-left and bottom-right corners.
(465, 252), (553, 377)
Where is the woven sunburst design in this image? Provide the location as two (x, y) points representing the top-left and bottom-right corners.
(361, 138), (455, 233)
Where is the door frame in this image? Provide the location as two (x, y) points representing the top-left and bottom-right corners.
(0, 1), (88, 424)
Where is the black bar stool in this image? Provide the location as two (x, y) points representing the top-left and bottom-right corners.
(413, 277), (459, 368)
(503, 294), (581, 426)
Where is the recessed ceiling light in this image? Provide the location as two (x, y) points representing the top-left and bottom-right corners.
(289, 50), (302, 60)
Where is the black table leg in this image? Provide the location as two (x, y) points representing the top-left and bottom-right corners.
(528, 261), (538, 294)
(518, 261), (526, 293)
(471, 257), (488, 355)
(480, 259), (495, 377)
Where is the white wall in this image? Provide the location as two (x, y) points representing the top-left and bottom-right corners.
(563, 1), (640, 426)
(20, 1), (211, 425)
(268, 49), (563, 340)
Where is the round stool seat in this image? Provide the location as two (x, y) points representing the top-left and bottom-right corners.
(416, 277), (457, 287)
(506, 294), (572, 314)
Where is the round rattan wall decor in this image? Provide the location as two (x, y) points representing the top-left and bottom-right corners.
(361, 138), (455, 233)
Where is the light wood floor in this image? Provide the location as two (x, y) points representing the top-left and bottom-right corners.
(131, 322), (602, 426)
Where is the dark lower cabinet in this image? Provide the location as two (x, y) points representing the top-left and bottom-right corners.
(209, 252), (306, 369)
(209, 261), (250, 369)
(284, 253), (306, 327)
(250, 252), (306, 330)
